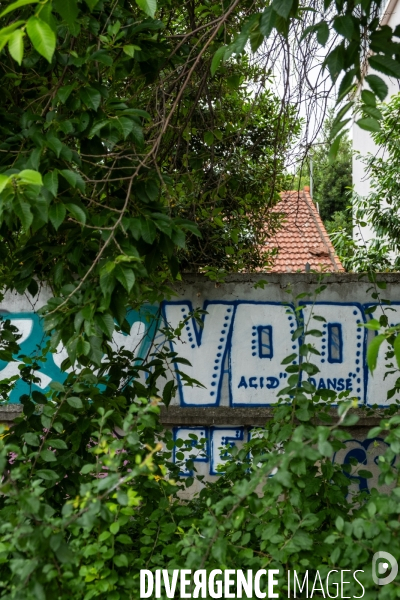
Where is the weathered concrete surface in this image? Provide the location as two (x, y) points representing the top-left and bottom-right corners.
(159, 406), (389, 427)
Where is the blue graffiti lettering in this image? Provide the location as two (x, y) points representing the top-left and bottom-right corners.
(249, 377), (258, 389)
(337, 378), (345, 391)
(327, 378), (337, 390)
(266, 377), (279, 389)
(238, 376), (248, 389)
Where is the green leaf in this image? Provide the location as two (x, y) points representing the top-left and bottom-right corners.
(115, 265), (135, 293)
(84, 0), (100, 9)
(67, 396), (83, 409)
(393, 334), (400, 369)
(337, 69), (356, 102)
(57, 84), (76, 104)
(305, 329), (323, 337)
(8, 29), (24, 65)
(15, 199), (33, 230)
(328, 131), (347, 164)
(335, 516), (344, 531)
(368, 426), (382, 438)
(272, 0), (293, 19)
(100, 271), (116, 297)
(333, 15), (354, 40)
(32, 391), (47, 404)
(365, 319), (381, 330)
(46, 134), (63, 158)
(325, 45), (344, 82)
(40, 449), (57, 462)
(49, 381), (65, 392)
(318, 439), (333, 457)
(79, 333), (92, 355)
(24, 432), (40, 446)
(0, 0), (38, 19)
(140, 218), (157, 244)
(65, 203), (86, 225)
(211, 45), (227, 76)
(80, 87), (101, 111)
(369, 55), (400, 79)
(356, 117), (381, 133)
(316, 21), (329, 46)
(110, 522), (120, 535)
(0, 22), (24, 53)
(361, 90), (377, 107)
(60, 170), (85, 191)
(123, 45), (141, 58)
(330, 101), (353, 138)
(250, 30), (264, 53)
(80, 464), (94, 474)
(90, 49), (113, 66)
(367, 333), (386, 373)
(88, 119), (109, 139)
(260, 6), (277, 38)
(26, 17), (56, 63)
(43, 171), (58, 197)
(49, 203), (66, 230)
(162, 380), (175, 407)
(281, 353), (298, 364)
(53, 0), (78, 25)
(114, 554), (128, 567)
(135, 0), (157, 18)
(116, 534), (132, 544)
(116, 116), (135, 140)
(95, 313), (115, 338)
(226, 75), (241, 89)
(204, 131), (214, 146)
(0, 174), (10, 193)
(358, 469), (373, 479)
(36, 469), (59, 480)
(131, 120), (144, 147)
(330, 117), (350, 140)
(365, 74), (388, 101)
(18, 169), (43, 186)
(48, 439), (68, 449)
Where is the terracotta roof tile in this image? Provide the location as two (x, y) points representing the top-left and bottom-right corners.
(261, 188), (344, 273)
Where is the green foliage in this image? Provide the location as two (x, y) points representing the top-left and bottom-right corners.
(1, 286), (400, 598)
(0, 0), (299, 368)
(355, 93), (400, 256)
(331, 93), (400, 272)
(328, 225), (399, 273)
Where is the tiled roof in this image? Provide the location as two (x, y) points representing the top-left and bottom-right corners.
(262, 187), (345, 273)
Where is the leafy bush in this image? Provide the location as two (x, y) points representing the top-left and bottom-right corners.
(0, 284), (400, 598)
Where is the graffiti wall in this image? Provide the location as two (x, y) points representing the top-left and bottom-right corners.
(1, 273), (400, 488)
(163, 299), (396, 409)
(0, 289), (158, 403)
(173, 426), (394, 495)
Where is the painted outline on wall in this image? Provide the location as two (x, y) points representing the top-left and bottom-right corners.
(299, 302), (367, 406)
(210, 426), (245, 475)
(327, 323), (343, 364)
(162, 300), (236, 407)
(258, 325), (273, 359)
(173, 427), (209, 476)
(229, 301), (298, 408)
(364, 302), (400, 408)
(0, 306), (159, 404)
